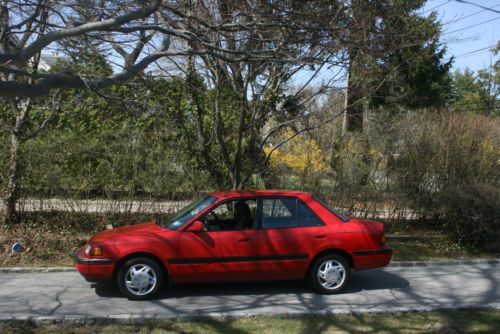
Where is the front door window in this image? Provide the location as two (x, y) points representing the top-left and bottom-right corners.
(203, 199), (257, 231)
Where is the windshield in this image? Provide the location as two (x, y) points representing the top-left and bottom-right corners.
(162, 195), (217, 230)
(313, 196), (350, 222)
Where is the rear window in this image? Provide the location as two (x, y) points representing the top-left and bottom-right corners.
(298, 201), (324, 227)
(262, 198), (297, 228)
(261, 197), (325, 228)
(313, 196), (350, 222)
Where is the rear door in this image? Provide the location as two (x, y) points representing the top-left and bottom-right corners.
(175, 198), (260, 282)
(257, 197), (328, 279)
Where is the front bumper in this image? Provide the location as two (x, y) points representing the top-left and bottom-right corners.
(74, 252), (116, 282)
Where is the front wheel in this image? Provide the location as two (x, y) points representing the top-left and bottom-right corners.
(309, 254), (350, 294)
(117, 257), (164, 300)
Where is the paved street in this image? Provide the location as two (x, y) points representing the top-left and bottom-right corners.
(1, 264), (499, 320)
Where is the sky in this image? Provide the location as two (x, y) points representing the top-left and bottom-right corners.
(424, 0), (499, 72)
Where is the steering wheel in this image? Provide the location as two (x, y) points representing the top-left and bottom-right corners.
(204, 211), (222, 231)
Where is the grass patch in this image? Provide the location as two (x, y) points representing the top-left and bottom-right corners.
(1, 309), (500, 334)
(388, 235), (497, 261)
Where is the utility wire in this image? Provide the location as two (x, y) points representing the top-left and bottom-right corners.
(454, 49), (494, 59)
(444, 44), (497, 62)
(443, 4), (500, 26)
(455, 44), (498, 57)
(454, 0), (500, 15)
(444, 16), (500, 35)
(422, 0), (453, 14)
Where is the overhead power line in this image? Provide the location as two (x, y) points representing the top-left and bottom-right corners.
(444, 16), (500, 35)
(443, 4), (500, 26)
(422, 0), (453, 14)
(444, 44), (497, 61)
(454, 0), (500, 15)
(455, 44), (498, 57)
(454, 49), (494, 59)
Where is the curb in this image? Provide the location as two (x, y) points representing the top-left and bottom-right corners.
(1, 259), (499, 273)
(0, 266), (75, 273)
(1, 304), (500, 325)
(388, 258), (500, 267)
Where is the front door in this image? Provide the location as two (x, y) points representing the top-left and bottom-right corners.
(176, 198), (259, 283)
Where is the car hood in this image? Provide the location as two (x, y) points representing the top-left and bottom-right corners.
(90, 222), (164, 243)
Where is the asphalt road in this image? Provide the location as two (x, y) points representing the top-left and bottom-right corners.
(1, 264), (499, 320)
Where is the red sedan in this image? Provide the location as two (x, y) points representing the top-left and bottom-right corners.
(75, 190), (392, 300)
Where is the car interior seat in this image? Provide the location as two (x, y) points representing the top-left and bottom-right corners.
(234, 201), (253, 230)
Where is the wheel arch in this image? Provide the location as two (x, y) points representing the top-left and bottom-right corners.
(307, 248), (355, 277)
(112, 252), (169, 284)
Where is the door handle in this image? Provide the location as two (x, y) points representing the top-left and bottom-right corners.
(315, 235), (327, 239)
(238, 238), (251, 242)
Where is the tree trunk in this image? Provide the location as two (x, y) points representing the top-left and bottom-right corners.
(1, 127), (21, 224)
(342, 52), (364, 134)
(342, 1), (375, 134)
(1, 100), (29, 224)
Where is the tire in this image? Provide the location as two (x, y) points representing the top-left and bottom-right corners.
(117, 257), (164, 300)
(309, 254), (350, 294)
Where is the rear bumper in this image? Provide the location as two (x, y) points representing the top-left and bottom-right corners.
(352, 248), (393, 270)
(74, 253), (115, 282)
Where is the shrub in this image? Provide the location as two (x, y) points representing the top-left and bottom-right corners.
(434, 183), (500, 252)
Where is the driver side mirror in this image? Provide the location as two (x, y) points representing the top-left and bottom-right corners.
(187, 220), (205, 233)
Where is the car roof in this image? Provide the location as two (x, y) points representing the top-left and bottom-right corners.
(209, 190), (312, 199)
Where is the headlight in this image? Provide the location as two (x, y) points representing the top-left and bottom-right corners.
(85, 244), (103, 256)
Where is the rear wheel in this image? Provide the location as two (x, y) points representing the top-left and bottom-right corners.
(309, 254), (350, 294)
(117, 257), (164, 300)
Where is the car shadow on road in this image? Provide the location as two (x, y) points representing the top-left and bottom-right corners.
(93, 268), (409, 299)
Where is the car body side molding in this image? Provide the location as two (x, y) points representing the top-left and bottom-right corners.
(169, 254), (309, 264)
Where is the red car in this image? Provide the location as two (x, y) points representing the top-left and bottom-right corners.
(75, 190), (392, 300)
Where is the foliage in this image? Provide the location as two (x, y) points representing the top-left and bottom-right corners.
(268, 110), (499, 226)
(450, 43), (499, 115)
(434, 183), (500, 252)
(18, 76), (212, 199)
(344, 1), (452, 114)
(264, 130), (327, 191)
(368, 4), (453, 110)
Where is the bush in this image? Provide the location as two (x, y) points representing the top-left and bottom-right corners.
(434, 183), (500, 252)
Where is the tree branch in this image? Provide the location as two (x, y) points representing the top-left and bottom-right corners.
(0, 0), (161, 64)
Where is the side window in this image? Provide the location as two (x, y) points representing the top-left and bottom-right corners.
(202, 199), (256, 231)
(298, 201), (324, 227)
(211, 202), (233, 221)
(262, 198), (298, 229)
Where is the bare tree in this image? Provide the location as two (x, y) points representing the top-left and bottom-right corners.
(156, 1), (358, 189)
(0, 0), (372, 219)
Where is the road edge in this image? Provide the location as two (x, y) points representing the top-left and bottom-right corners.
(0, 304), (499, 325)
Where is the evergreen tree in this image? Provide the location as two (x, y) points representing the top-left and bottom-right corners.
(450, 42), (499, 115)
(368, 1), (452, 111)
(343, 0), (453, 132)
